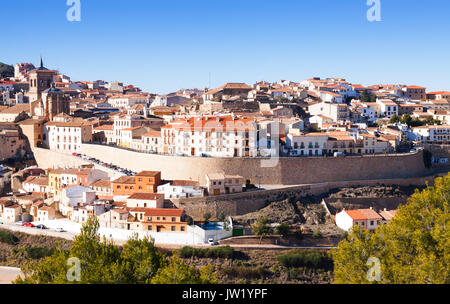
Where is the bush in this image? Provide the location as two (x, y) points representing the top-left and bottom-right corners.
(277, 252), (332, 270)
(294, 229), (304, 240)
(312, 230), (323, 239)
(275, 223), (291, 237)
(179, 246), (234, 259)
(0, 230), (18, 245)
(25, 246), (55, 259)
(221, 266), (267, 279)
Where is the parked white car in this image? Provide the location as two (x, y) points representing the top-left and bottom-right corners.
(55, 227), (66, 232)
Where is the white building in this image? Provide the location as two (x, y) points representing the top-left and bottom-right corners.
(335, 208), (382, 232)
(412, 125), (450, 144)
(308, 102), (350, 122)
(157, 180), (204, 199)
(141, 130), (162, 153)
(59, 185), (97, 216)
(150, 96), (168, 107)
(126, 193), (165, 209)
(22, 176), (49, 193)
(376, 99), (399, 118)
(108, 94), (149, 109)
(318, 91), (344, 103)
(161, 116), (258, 157)
(285, 131), (328, 156)
(44, 121), (93, 153)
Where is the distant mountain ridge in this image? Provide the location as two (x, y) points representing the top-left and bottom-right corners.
(0, 62), (14, 78)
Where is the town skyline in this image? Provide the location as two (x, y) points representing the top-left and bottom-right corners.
(2, 0), (450, 93)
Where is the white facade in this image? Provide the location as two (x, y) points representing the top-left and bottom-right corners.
(59, 185), (97, 216)
(286, 133), (328, 156)
(412, 125), (450, 144)
(108, 95), (149, 109)
(335, 209), (382, 232)
(308, 102), (350, 122)
(377, 99), (399, 118)
(157, 182), (204, 199)
(162, 117), (258, 157)
(45, 122), (93, 153)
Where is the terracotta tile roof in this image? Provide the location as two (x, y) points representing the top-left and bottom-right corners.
(128, 193), (164, 200)
(378, 209), (397, 221)
(345, 209), (382, 221)
(94, 124), (113, 131)
(45, 121), (91, 128)
(0, 104), (30, 114)
(23, 176), (49, 186)
(135, 171), (160, 177)
(161, 116), (256, 131)
(171, 180), (199, 187)
(112, 176), (135, 184)
(142, 130), (161, 137)
(144, 208), (184, 217)
(90, 179), (111, 188)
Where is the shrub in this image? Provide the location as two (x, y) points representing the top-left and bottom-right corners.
(312, 230), (323, 239)
(277, 252), (332, 270)
(221, 266), (263, 279)
(179, 246), (234, 259)
(275, 223), (291, 237)
(0, 230), (18, 245)
(25, 246), (55, 259)
(294, 229), (304, 240)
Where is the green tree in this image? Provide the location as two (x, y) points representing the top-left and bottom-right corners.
(275, 223), (291, 238)
(203, 212), (212, 225)
(185, 215), (194, 226)
(151, 254), (217, 284)
(217, 212), (226, 222)
(389, 114), (400, 124)
(332, 174), (450, 284)
(360, 90), (376, 102)
(15, 216), (215, 284)
(400, 114), (412, 126)
(252, 216), (273, 244)
(114, 234), (167, 284)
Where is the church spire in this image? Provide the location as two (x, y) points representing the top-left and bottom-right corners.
(40, 56), (44, 69)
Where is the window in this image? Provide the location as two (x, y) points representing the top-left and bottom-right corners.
(370, 221), (374, 225)
(181, 226), (185, 232)
(171, 217), (176, 222)
(148, 225), (152, 231)
(171, 226), (176, 231)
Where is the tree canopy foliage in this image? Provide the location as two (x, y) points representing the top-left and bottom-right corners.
(252, 216), (273, 244)
(332, 174), (450, 284)
(359, 90), (377, 102)
(389, 113), (441, 127)
(14, 217), (217, 284)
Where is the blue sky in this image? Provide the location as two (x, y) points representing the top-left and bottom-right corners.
(1, 0), (449, 93)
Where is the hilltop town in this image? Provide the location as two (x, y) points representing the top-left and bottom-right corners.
(0, 59), (448, 246)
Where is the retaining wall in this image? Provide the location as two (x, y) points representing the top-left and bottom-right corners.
(71, 144), (431, 186)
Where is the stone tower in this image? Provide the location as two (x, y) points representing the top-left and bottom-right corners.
(28, 57), (56, 102)
(40, 84), (70, 121)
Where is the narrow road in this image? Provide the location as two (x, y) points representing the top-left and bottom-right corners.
(0, 267), (22, 284)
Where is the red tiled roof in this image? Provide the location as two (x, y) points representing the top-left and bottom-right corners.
(144, 208), (184, 217)
(128, 193), (164, 200)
